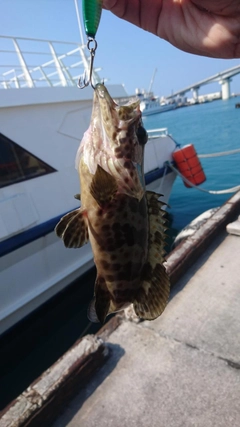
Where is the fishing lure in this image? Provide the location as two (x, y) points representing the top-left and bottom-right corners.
(79, 0), (103, 89)
(82, 0), (102, 39)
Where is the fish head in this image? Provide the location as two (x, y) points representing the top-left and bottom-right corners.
(94, 83), (140, 147)
(78, 83), (148, 201)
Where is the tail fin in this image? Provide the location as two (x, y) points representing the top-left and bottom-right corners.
(134, 263), (169, 320)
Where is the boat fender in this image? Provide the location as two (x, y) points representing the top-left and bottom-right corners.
(172, 144), (206, 188)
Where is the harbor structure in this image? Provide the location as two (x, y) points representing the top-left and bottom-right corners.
(166, 64), (240, 102)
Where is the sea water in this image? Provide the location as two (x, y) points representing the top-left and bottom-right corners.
(143, 96), (240, 231)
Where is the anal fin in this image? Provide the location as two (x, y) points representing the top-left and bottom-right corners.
(55, 207), (89, 248)
(87, 277), (111, 324)
(87, 297), (100, 323)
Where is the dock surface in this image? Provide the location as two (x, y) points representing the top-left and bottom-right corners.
(53, 231), (240, 427)
(1, 194), (240, 427)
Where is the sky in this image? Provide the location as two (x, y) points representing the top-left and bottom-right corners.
(1, 0), (240, 97)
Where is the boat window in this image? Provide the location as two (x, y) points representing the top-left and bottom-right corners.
(0, 133), (56, 188)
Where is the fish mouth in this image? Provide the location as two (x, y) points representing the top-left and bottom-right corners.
(94, 83), (141, 134)
(95, 83), (116, 105)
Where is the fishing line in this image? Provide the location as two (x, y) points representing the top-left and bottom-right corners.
(79, 321), (93, 339)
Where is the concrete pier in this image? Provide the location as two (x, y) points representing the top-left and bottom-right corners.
(191, 86), (199, 102)
(221, 78), (232, 100)
(53, 231), (240, 427)
(1, 192), (240, 427)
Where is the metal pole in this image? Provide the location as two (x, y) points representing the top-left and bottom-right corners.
(74, 0), (85, 46)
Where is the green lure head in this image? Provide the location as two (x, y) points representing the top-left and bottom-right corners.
(82, 0), (103, 38)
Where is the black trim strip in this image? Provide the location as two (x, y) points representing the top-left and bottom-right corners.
(0, 212), (70, 258)
(0, 165), (174, 257)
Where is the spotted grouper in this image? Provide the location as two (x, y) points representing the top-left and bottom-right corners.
(55, 83), (170, 323)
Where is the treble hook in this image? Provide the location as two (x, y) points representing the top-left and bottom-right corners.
(78, 38), (98, 90)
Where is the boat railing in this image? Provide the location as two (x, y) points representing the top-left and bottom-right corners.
(147, 128), (169, 138)
(0, 35), (102, 89)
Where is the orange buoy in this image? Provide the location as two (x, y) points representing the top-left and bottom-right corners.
(172, 144), (206, 188)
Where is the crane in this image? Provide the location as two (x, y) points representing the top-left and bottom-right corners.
(148, 68), (157, 94)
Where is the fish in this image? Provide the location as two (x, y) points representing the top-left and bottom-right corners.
(55, 83), (170, 323)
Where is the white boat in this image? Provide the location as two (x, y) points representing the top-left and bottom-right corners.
(140, 95), (177, 116)
(0, 35), (177, 336)
(136, 69), (177, 116)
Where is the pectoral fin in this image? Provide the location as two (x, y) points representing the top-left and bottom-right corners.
(90, 165), (118, 207)
(134, 191), (170, 320)
(55, 207), (89, 248)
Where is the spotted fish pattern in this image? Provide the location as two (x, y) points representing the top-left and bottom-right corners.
(55, 84), (170, 323)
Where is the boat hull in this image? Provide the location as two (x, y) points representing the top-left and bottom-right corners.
(0, 234), (93, 335)
(0, 86), (177, 335)
(140, 100), (177, 116)
(0, 170), (176, 336)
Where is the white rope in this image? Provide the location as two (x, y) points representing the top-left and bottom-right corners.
(159, 163), (168, 193)
(198, 148), (240, 158)
(167, 162), (240, 194)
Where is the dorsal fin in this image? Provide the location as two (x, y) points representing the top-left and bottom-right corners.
(133, 191), (170, 320)
(145, 191), (168, 263)
(90, 165), (118, 207)
(55, 207), (89, 248)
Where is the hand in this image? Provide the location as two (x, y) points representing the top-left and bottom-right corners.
(103, 0), (240, 58)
